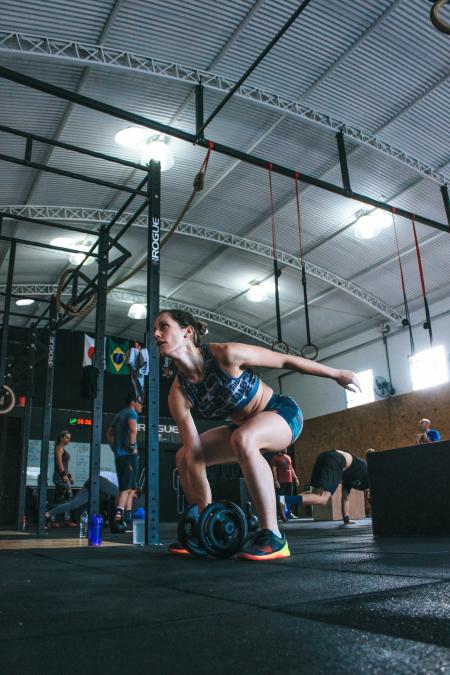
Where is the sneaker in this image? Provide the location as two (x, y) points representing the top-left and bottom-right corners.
(110, 519), (127, 534)
(168, 541), (191, 556)
(238, 529), (290, 561)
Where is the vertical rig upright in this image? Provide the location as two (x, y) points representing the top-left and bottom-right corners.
(88, 227), (109, 516)
(37, 298), (57, 535)
(0, 241), (15, 392)
(16, 327), (36, 529)
(145, 159), (161, 545)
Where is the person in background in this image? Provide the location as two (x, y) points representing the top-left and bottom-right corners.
(52, 430), (77, 528)
(46, 470), (119, 527)
(416, 418), (441, 444)
(270, 448), (300, 522)
(106, 392), (142, 533)
(127, 340), (149, 402)
(286, 449), (371, 526)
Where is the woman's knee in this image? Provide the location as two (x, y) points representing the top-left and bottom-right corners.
(230, 429), (257, 462)
(175, 446), (188, 472)
(176, 446), (203, 471)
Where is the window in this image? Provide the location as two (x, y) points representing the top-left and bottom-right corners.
(345, 369), (375, 409)
(410, 345), (449, 391)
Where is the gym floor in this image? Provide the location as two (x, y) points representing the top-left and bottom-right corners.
(1, 520), (450, 674)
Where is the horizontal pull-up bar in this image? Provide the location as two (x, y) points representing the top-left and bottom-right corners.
(0, 64), (447, 233)
(0, 123), (146, 172)
(0, 151), (147, 197)
(0, 210), (99, 236)
(0, 233), (99, 257)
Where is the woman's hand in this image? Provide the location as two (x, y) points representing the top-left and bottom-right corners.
(335, 369), (361, 393)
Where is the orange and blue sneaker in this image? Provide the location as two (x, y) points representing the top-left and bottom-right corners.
(168, 541), (191, 556)
(238, 529), (290, 561)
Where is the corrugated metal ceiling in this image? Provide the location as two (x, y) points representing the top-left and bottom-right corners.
(0, 0), (449, 352)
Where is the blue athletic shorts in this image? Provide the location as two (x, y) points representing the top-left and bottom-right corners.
(229, 393), (303, 443)
(264, 393), (303, 443)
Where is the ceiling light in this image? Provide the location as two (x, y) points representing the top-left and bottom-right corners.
(115, 127), (149, 148)
(128, 303), (147, 320)
(353, 209), (392, 240)
(141, 138), (174, 172)
(68, 243), (95, 266)
(16, 298), (34, 306)
(50, 237), (72, 249)
(247, 284), (268, 303)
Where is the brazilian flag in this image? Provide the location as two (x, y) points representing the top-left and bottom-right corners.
(107, 338), (129, 375)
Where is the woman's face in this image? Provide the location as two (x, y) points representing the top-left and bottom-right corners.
(62, 433), (71, 445)
(154, 313), (192, 357)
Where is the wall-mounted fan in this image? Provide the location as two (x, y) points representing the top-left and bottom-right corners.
(374, 376), (395, 399)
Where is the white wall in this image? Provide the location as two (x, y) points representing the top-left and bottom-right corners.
(265, 296), (450, 420)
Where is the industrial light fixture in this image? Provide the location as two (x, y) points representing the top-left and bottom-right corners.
(50, 236), (72, 249)
(128, 303), (147, 320)
(247, 285), (268, 303)
(16, 298), (34, 306)
(246, 280), (274, 303)
(50, 237), (96, 266)
(68, 242), (96, 266)
(115, 127), (174, 172)
(353, 209), (392, 240)
(114, 127), (148, 148)
(140, 136), (174, 171)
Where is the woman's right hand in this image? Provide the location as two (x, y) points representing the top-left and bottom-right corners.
(336, 369), (361, 393)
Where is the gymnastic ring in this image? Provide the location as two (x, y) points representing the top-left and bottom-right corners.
(0, 384), (15, 415)
(300, 343), (319, 360)
(272, 340), (290, 354)
(430, 0), (450, 34)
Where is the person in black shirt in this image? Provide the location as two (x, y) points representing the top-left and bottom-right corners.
(286, 449), (371, 525)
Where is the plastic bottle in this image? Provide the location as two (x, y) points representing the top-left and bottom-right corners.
(88, 513), (103, 547)
(79, 511), (89, 538)
(132, 507), (145, 545)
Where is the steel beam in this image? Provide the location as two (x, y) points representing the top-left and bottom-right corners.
(0, 151), (147, 196)
(0, 214), (404, 323)
(36, 299), (57, 536)
(0, 32), (448, 186)
(16, 328), (36, 530)
(0, 65), (447, 233)
(88, 228), (109, 516)
(0, 241), (16, 387)
(195, 0), (313, 138)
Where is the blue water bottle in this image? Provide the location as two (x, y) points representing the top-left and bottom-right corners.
(132, 507), (145, 545)
(88, 513), (103, 547)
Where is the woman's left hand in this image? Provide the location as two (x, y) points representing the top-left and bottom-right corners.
(336, 369), (361, 393)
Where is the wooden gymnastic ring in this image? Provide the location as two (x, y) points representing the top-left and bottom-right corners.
(0, 384), (15, 415)
(430, 0), (450, 34)
(300, 343), (319, 360)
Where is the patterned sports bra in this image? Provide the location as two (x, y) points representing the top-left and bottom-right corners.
(176, 343), (260, 418)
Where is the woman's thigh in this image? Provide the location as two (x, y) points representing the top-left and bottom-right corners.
(197, 425), (236, 467)
(233, 411), (293, 452)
